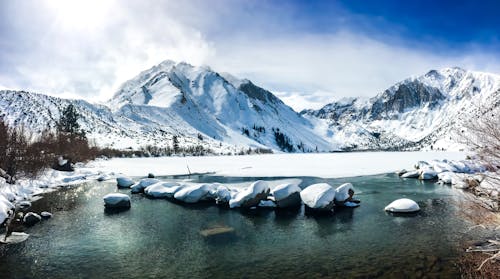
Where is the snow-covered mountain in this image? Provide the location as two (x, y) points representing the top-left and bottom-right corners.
(302, 67), (500, 150)
(0, 61), (332, 153)
(1, 63), (498, 153)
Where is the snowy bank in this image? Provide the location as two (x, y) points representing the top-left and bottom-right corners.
(0, 161), (114, 224)
(399, 158), (499, 210)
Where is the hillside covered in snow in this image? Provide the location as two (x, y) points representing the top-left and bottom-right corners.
(0, 61), (331, 153)
(302, 67), (500, 151)
(0, 62), (498, 153)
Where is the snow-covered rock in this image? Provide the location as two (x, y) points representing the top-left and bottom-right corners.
(144, 182), (180, 199)
(401, 170), (421, 178)
(229, 180), (270, 208)
(214, 185), (232, 204)
(174, 184), (214, 203)
(103, 193), (131, 208)
(334, 183), (354, 202)
(437, 172), (454, 184)
(23, 212), (42, 226)
(384, 198), (420, 213)
(271, 183), (301, 208)
(130, 178), (161, 193)
(300, 183), (336, 210)
(97, 174), (112, 182)
(116, 177), (135, 188)
(419, 169), (438, 180)
(18, 200), (32, 208)
(40, 211), (53, 218)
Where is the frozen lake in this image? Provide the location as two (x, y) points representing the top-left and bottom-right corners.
(96, 151), (466, 178)
(0, 172), (478, 278)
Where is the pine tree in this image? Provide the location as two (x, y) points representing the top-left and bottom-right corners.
(172, 135), (179, 153)
(57, 104), (86, 139)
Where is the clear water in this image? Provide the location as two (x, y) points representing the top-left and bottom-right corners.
(0, 174), (475, 278)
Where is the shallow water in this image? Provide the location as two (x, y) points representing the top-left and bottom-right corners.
(0, 174), (476, 278)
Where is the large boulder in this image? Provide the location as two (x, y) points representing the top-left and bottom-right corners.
(334, 183), (354, 202)
(174, 184), (214, 203)
(116, 177), (135, 188)
(144, 182), (180, 199)
(300, 183), (336, 211)
(401, 170), (420, 178)
(271, 183), (302, 208)
(384, 198), (420, 213)
(23, 212), (42, 226)
(52, 156), (74, 172)
(103, 193), (131, 208)
(229, 181), (270, 208)
(130, 178), (161, 193)
(419, 169), (438, 180)
(214, 185), (232, 205)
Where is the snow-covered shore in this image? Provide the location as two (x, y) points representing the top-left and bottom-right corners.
(0, 162), (114, 224)
(0, 151), (477, 224)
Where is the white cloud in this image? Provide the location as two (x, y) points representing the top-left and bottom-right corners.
(1, 0), (499, 111)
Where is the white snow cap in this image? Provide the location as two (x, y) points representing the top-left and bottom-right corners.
(384, 198), (420, 213)
(116, 177), (135, 188)
(174, 184), (213, 203)
(229, 180), (270, 208)
(144, 182), (180, 198)
(271, 183), (301, 201)
(300, 183), (336, 209)
(334, 183), (354, 202)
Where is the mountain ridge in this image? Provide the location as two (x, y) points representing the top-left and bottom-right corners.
(1, 62), (498, 153)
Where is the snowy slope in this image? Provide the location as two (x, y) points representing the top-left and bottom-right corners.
(108, 60), (332, 152)
(302, 67), (500, 150)
(0, 61), (333, 153)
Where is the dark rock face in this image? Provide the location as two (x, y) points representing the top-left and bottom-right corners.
(104, 200), (131, 209)
(52, 159), (74, 172)
(275, 192), (302, 208)
(238, 81), (280, 105)
(368, 81), (446, 120)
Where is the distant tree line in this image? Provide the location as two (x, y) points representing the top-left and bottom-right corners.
(272, 128), (294, 152)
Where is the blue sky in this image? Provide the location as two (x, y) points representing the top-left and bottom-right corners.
(0, 0), (499, 110)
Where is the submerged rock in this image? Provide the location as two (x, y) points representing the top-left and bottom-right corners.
(384, 198), (420, 213)
(0, 232), (30, 244)
(200, 226), (235, 238)
(23, 212), (42, 226)
(103, 193), (131, 208)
